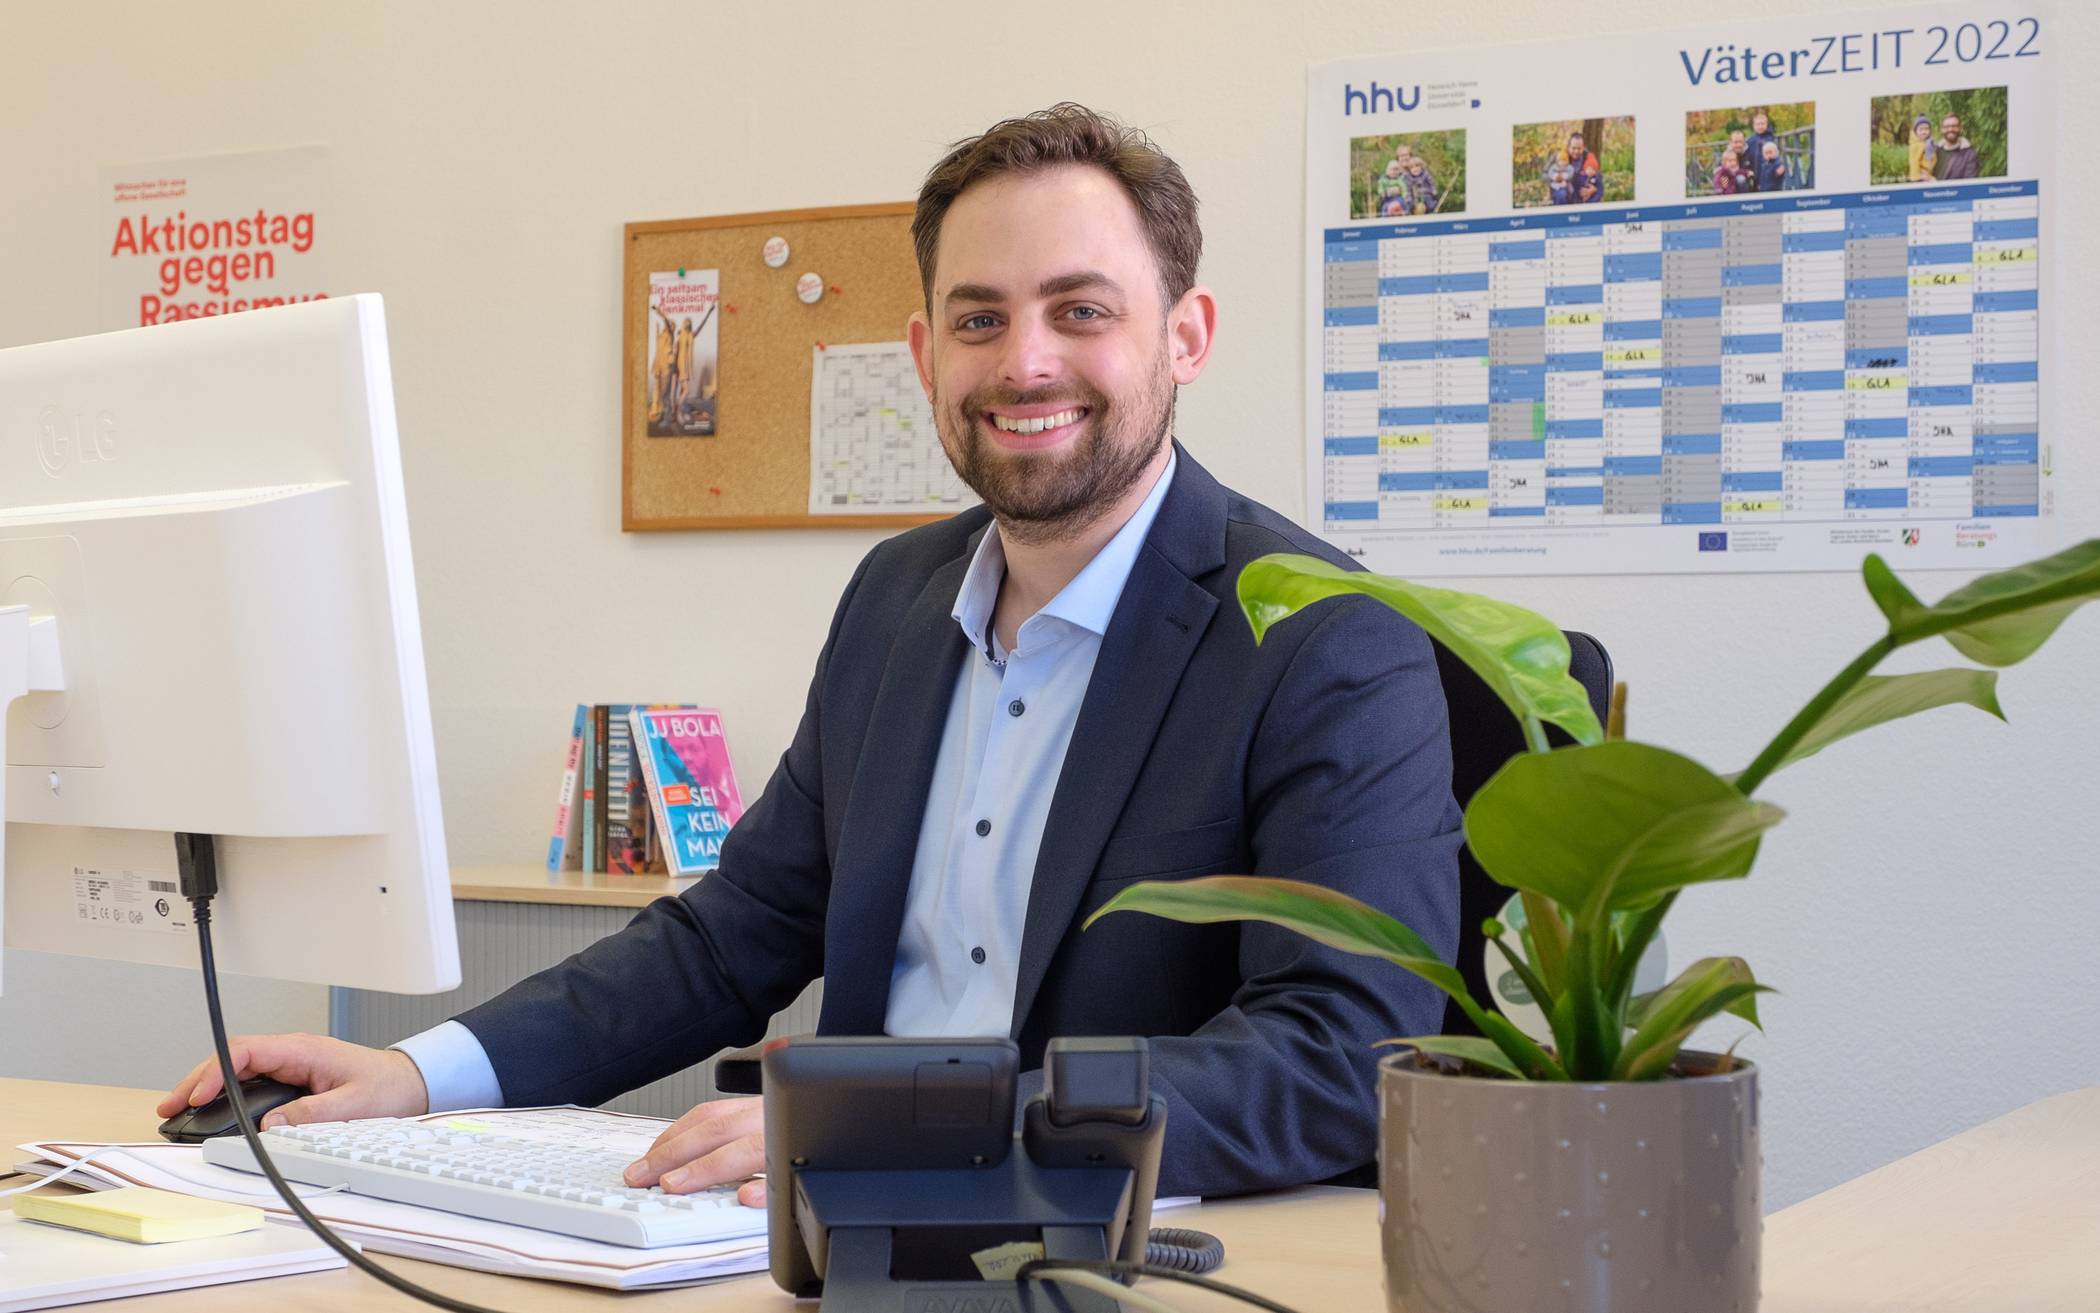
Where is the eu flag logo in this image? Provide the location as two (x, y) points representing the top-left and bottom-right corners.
(1698, 532), (1729, 552)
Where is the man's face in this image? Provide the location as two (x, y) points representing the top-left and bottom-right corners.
(1943, 117), (1962, 143)
(909, 165), (1193, 539)
(1568, 135), (1585, 156)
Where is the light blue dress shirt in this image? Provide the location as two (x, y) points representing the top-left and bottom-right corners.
(398, 456), (1177, 1112)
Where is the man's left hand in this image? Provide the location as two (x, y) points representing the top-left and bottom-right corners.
(623, 1095), (767, 1206)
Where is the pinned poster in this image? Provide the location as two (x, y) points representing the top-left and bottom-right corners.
(646, 270), (721, 437)
(1305, 1), (2056, 575)
(100, 145), (330, 331)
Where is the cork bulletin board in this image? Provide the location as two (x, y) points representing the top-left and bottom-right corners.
(621, 201), (961, 531)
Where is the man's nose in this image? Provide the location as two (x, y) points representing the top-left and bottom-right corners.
(997, 314), (1061, 389)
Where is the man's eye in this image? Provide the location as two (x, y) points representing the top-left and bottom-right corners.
(1066, 306), (1103, 321)
(958, 314), (999, 331)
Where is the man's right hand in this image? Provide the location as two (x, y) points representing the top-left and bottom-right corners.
(156, 1034), (431, 1129)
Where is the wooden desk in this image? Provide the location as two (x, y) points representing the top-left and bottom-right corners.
(6, 1077), (2096, 1311)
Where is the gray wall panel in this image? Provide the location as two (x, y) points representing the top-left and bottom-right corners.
(333, 899), (821, 1119)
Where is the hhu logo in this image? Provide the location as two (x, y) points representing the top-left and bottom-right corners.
(1343, 81), (1421, 115)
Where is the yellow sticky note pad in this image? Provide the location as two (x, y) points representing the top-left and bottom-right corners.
(14, 1187), (264, 1244)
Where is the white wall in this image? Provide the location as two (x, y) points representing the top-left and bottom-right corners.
(3, 0), (2094, 1209)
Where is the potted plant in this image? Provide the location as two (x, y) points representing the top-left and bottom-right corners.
(1089, 539), (2100, 1312)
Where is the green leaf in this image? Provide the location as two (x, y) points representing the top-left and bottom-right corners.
(1862, 554), (1927, 628)
(1086, 875), (1459, 985)
(1465, 742), (1786, 911)
(1086, 876), (1568, 1080)
(1613, 957), (1772, 1081)
(1237, 554), (1602, 748)
(1518, 891), (1569, 997)
(1751, 668), (2005, 776)
(1606, 891), (1677, 1024)
(1375, 1036), (1525, 1080)
(1873, 540), (2100, 666)
(1485, 933), (1551, 1026)
(1552, 933), (1621, 1081)
(1626, 987), (1660, 1029)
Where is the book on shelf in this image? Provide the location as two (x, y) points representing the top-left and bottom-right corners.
(592, 705), (611, 874)
(578, 706), (599, 874)
(545, 703), (589, 872)
(629, 706), (745, 877)
(553, 703), (732, 874)
(605, 704), (682, 875)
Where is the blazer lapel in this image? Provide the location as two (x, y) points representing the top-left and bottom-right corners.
(1008, 448), (1227, 1034)
(819, 548), (974, 1034)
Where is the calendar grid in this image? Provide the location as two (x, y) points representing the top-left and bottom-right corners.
(1321, 181), (2040, 536)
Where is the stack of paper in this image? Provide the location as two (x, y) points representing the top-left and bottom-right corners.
(0, 1211), (344, 1313)
(12, 1106), (768, 1291)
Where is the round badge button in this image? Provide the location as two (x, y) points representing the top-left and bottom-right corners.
(796, 272), (825, 304)
(762, 235), (789, 268)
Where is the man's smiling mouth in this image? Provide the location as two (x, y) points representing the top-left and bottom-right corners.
(987, 406), (1088, 436)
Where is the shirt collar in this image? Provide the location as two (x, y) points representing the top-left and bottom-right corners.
(951, 450), (1178, 660)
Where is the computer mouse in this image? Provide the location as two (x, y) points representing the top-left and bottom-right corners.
(157, 1077), (311, 1144)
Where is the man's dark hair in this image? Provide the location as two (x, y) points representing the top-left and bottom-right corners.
(912, 103), (1201, 312)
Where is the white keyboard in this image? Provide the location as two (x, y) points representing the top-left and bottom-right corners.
(200, 1118), (765, 1248)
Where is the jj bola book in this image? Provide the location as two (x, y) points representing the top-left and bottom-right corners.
(628, 707), (746, 877)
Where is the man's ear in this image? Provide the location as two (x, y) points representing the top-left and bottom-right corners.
(907, 310), (936, 403)
(1167, 285), (1218, 387)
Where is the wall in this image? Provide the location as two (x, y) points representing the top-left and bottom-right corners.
(2, 0), (2093, 1209)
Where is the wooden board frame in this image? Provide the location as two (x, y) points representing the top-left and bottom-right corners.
(621, 201), (955, 531)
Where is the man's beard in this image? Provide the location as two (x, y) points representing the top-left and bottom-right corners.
(936, 349), (1175, 546)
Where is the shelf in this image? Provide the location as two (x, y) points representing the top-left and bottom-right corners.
(448, 863), (694, 909)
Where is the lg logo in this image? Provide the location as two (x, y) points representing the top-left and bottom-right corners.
(38, 406), (117, 476)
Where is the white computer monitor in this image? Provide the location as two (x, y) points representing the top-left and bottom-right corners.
(0, 295), (459, 994)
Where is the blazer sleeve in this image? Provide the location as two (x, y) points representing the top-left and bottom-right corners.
(450, 551), (875, 1107)
(1146, 595), (1463, 1197)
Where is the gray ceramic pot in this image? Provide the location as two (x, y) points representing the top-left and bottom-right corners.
(1379, 1050), (1759, 1313)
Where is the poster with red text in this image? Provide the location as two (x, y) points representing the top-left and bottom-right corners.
(100, 145), (330, 331)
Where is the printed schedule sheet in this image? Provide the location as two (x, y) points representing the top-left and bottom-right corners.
(1319, 185), (2039, 553)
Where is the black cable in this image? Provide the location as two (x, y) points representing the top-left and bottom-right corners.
(1016, 1256), (1306, 1313)
(190, 893), (514, 1313)
(1143, 1226), (1225, 1274)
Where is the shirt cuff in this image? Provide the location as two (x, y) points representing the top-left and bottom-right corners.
(391, 1020), (506, 1113)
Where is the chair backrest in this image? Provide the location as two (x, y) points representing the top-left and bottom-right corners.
(1432, 631), (1614, 1038)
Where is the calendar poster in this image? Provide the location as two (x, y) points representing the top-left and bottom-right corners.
(1307, 2), (2056, 573)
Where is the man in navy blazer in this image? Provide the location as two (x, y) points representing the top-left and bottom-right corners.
(160, 104), (1461, 1201)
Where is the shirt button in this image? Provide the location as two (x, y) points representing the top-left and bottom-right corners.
(971, 946), (987, 965)
(1008, 699), (1026, 717)
(975, 818), (991, 837)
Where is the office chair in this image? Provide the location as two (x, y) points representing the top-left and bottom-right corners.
(1432, 630), (1615, 1039)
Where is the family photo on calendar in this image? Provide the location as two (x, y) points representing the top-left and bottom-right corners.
(1683, 103), (1816, 197)
(1510, 115), (1635, 208)
(1347, 128), (1467, 219)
